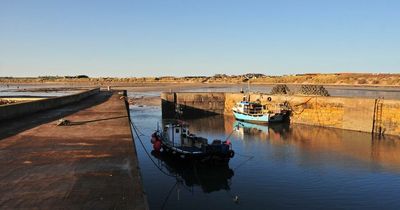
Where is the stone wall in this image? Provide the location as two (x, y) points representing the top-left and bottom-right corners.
(0, 88), (100, 121)
(162, 92), (400, 136)
(161, 92), (225, 118)
(381, 100), (400, 136)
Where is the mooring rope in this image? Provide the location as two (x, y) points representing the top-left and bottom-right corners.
(286, 97), (314, 115)
(228, 122), (255, 169)
(232, 155), (254, 171)
(129, 119), (177, 178)
(134, 125), (147, 137)
(234, 152), (255, 159)
(160, 181), (179, 210)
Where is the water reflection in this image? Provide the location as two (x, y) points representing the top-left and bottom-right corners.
(233, 121), (290, 140)
(232, 118), (400, 172)
(133, 106), (400, 209)
(185, 114), (400, 172)
(151, 151), (234, 193)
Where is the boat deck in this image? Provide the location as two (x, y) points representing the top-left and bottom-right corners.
(164, 143), (203, 154)
(176, 146), (202, 153)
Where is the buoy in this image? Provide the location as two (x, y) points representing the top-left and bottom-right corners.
(151, 137), (156, 144)
(233, 195), (239, 203)
(153, 140), (161, 151)
(151, 132), (159, 144)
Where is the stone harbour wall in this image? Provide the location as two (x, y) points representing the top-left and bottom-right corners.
(161, 92), (400, 136)
(0, 88), (100, 121)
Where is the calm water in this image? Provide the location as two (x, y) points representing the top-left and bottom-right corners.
(0, 85), (78, 97)
(130, 105), (400, 210)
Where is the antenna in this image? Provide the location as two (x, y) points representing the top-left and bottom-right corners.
(244, 74), (253, 101)
(248, 78), (250, 93)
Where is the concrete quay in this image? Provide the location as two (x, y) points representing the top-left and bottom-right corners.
(0, 91), (148, 209)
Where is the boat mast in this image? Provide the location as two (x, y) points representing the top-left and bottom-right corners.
(172, 125), (175, 146)
(248, 78), (250, 93)
(246, 79), (250, 101)
(244, 75), (251, 102)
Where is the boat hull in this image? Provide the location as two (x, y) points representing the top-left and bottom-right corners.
(233, 111), (270, 124)
(161, 143), (233, 165)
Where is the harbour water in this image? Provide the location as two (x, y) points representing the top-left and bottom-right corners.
(0, 84), (80, 97)
(130, 105), (400, 210)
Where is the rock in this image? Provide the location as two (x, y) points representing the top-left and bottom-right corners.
(56, 119), (71, 126)
(298, 85), (330, 96)
(270, 84), (291, 95)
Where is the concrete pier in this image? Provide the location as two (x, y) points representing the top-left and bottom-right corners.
(0, 91), (148, 209)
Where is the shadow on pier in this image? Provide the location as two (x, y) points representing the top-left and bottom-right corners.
(0, 91), (112, 140)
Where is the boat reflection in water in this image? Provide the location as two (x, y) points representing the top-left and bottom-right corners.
(151, 150), (234, 193)
(233, 120), (290, 140)
(230, 116), (400, 172)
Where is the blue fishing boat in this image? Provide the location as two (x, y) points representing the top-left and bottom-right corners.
(232, 101), (289, 124)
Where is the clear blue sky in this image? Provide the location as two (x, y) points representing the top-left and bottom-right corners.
(0, 0), (399, 77)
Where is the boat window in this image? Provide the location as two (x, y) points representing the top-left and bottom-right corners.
(182, 128), (186, 133)
(176, 128), (180, 133)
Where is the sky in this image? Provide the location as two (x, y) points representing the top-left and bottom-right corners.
(0, 0), (399, 77)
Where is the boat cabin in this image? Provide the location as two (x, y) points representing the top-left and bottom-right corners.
(234, 101), (267, 115)
(163, 124), (188, 146)
(162, 123), (208, 148)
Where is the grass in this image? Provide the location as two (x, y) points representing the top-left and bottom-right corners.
(1, 73), (400, 86)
